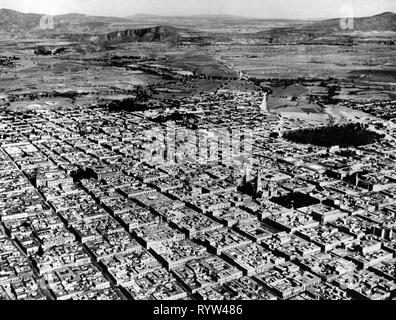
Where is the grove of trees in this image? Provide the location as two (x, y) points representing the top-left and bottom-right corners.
(283, 123), (384, 147)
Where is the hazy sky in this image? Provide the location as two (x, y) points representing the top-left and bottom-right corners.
(0, 0), (395, 19)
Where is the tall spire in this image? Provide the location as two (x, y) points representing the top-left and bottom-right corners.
(256, 170), (262, 194)
(243, 162), (250, 184)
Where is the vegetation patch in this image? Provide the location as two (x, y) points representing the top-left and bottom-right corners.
(283, 123), (384, 147)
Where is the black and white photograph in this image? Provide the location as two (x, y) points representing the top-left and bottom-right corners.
(0, 0), (395, 311)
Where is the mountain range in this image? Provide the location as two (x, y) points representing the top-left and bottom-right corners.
(0, 8), (395, 42)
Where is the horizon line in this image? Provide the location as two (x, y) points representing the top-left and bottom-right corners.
(1, 7), (394, 21)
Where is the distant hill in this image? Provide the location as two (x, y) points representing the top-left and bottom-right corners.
(252, 12), (396, 44)
(0, 8), (132, 36)
(0, 8), (42, 31)
(306, 11), (396, 32)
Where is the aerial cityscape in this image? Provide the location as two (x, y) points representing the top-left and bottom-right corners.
(0, 0), (396, 301)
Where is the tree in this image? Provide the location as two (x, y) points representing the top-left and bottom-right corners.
(135, 85), (151, 102)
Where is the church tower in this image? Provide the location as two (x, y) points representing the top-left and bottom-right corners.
(256, 170), (263, 194)
(243, 162), (251, 185)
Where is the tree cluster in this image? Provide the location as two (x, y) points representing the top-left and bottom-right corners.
(283, 123), (384, 147)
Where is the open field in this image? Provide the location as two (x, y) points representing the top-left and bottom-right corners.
(215, 44), (396, 80)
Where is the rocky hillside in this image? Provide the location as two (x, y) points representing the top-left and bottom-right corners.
(103, 25), (180, 43)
